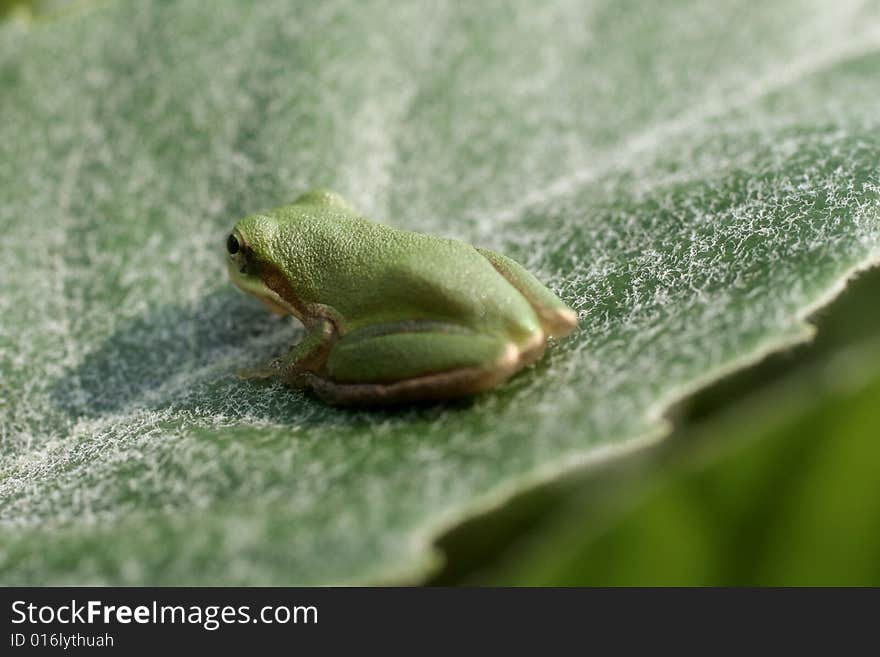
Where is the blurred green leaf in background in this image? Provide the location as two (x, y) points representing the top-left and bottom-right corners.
(465, 347), (880, 586)
(0, 0), (77, 21)
(1, 1), (879, 585)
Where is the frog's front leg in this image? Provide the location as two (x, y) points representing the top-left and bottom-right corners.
(303, 323), (522, 405)
(238, 317), (336, 386)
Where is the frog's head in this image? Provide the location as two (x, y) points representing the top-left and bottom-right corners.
(226, 213), (295, 316)
(226, 191), (354, 316)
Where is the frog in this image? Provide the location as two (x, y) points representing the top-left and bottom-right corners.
(226, 190), (577, 405)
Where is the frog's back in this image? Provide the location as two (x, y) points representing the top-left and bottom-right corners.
(287, 208), (541, 341)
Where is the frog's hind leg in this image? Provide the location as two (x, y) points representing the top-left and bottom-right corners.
(308, 329), (521, 405)
(476, 247), (578, 338)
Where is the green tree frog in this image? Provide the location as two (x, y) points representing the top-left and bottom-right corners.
(226, 190), (577, 405)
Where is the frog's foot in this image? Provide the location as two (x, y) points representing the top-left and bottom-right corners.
(236, 357), (284, 381)
(308, 331), (524, 405)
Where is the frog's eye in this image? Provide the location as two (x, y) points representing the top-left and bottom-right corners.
(227, 234), (241, 255)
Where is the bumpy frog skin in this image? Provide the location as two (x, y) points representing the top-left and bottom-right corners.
(227, 190), (577, 405)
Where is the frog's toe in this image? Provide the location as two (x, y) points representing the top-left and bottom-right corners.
(236, 358), (283, 381)
(542, 307), (579, 338)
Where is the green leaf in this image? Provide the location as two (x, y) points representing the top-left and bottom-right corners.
(0, 0), (78, 22)
(434, 262), (880, 584)
(1, 1), (879, 585)
(474, 339), (880, 586)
